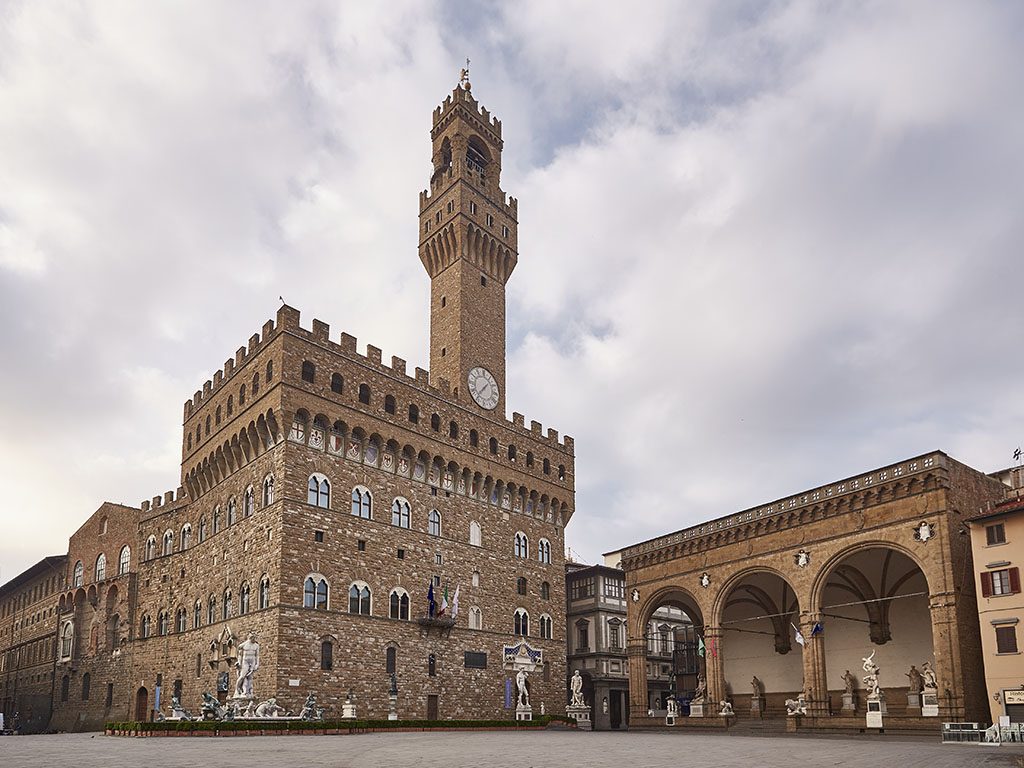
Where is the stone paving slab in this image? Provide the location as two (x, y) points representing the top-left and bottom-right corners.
(2, 731), (1023, 768)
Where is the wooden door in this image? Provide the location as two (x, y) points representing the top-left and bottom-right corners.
(427, 694), (439, 720)
(134, 687), (149, 722)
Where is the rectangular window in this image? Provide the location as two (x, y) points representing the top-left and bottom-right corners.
(314, 530), (324, 543)
(106, 683), (114, 707)
(577, 623), (589, 650)
(995, 625), (1018, 653)
(570, 577), (595, 601)
(469, 201), (477, 214)
(321, 641), (333, 670)
(386, 646), (396, 674)
(397, 549), (405, 560)
(987, 523), (1007, 545)
(464, 651), (487, 669)
(982, 567), (1021, 597)
(357, 539), (366, 551)
(604, 579), (625, 599)
(486, 213), (494, 226)
(609, 624), (621, 649)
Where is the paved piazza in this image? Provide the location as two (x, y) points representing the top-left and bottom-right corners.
(3, 731), (1023, 768)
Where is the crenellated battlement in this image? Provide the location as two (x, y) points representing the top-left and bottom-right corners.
(183, 304), (573, 454)
(139, 486), (187, 515)
(432, 85), (502, 138)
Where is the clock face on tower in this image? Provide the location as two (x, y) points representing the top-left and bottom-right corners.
(467, 366), (499, 410)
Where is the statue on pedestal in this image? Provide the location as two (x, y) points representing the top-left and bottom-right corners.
(906, 665), (923, 694)
(751, 676), (762, 697)
(516, 669), (530, 707)
(921, 661), (937, 691)
(785, 693), (808, 716)
(692, 672), (708, 703)
(842, 669), (857, 695)
(861, 651), (881, 699)
(233, 631), (260, 699)
(570, 670), (585, 707)
(255, 697), (285, 718)
(719, 700), (735, 716)
(666, 698), (678, 717)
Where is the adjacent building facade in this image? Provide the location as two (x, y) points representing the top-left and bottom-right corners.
(2, 76), (575, 732)
(966, 488), (1024, 724)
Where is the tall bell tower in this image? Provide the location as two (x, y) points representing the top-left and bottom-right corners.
(419, 70), (518, 416)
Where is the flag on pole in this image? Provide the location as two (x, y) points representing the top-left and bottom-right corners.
(451, 585), (460, 619)
(427, 581), (436, 618)
(810, 622), (824, 637)
(438, 584), (449, 617)
(710, 637), (718, 658)
(791, 622), (805, 647)
(697, 634), (706, 657)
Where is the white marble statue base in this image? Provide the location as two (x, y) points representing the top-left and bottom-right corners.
(341, 702), (357, 720)
(867, 694), (887, 714)
(841, 693), (856, 712)
(921, 690), (938, 717)
(516, 704), (533, 721)
(665, 715), (675, 726)
(566, 704), (592, 731)
(866, 698), (884, 729)
(689, 702), (705, 718)
(751, 696), (765, 715)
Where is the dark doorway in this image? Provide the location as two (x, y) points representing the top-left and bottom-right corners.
(427, 694), (439, 720)
(610, 690), (623, 729)
(134, 686), (149, 722)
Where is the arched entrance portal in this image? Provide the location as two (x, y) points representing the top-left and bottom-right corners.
(817, 546), (933, 715)
(135, 686), (149, 722)
(629, 589), (703, 719)
(719, 570), (801, 714)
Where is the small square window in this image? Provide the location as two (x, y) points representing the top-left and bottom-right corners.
(431, 488), (438, 496)
(987, 523), (1006, 545)
(314, 530), (324, 542)
(435, 553), (443, 565)
(358, 539), (366, 552)
(486, 213), (494, 226)
(433, 575), (441, 586)
(441, 296), (446, 308)
(996, 625), (1018, 653)
(441, 347), (446, 357)
(470, 201), (477, 214)
(480, 275), (487, 287)
(397, 548), (405, 560)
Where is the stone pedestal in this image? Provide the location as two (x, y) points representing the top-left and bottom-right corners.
(566, 704), (591, 730)
(388, 695), (398, 721)
(516, 704), (533, 722)
(341, 700), (357, 720)
(907, 692), (921, 709)
(665, 714), (676, 726)
(841, 693), (856, 712)
(751, 696), (765, 716)
(921, 689), (939, 717)
(866, 699), (884, 729)
(689, 702), (705, 718)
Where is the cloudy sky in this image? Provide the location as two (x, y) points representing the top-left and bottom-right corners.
(2, 1), (1023, 581)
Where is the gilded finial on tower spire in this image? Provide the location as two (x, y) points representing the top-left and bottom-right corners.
(459, 58), (471, 90)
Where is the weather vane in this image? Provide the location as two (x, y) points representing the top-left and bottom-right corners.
(460, 58), (471, 88)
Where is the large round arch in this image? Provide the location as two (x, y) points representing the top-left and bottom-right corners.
(632, 586), (705, 715)
(815, 545), (934, 715)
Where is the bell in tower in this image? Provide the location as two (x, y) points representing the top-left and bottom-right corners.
(419, 71), (518, 416)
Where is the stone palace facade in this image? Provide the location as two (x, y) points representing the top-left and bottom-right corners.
(1, 76), (575, 731)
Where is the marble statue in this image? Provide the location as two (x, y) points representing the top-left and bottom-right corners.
(921, 661), (937, 691)
(719, 700), (735, 716)
(666, 698), (678, 717)
(201, 692), (227, 720)
(692, 672), (708, 703)
(570, 670), (585, 707)
(751, 676), (762, 697)
(906, 665), (923, 694)
(233, 631), (260, 699)
(516, 669), (530, 707)
(241, 700), (257, 719)
(300, 692), (323, 720)
(784, 693), (808, 716)
(842, 669), (857, 695)
(255, 697), (285, 718)
(168, 695), (192, 720)
(861, 651), (881, 698)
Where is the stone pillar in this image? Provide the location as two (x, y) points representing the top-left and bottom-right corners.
(626, 639), (648, 721)
(928, 597), (964, 720)
(800, 615), (828, 716)
(704, 627), (726, 704)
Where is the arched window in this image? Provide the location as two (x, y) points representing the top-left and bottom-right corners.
(187, 433), (192, 450)
(469, 606), (482, 630)
(94, 554), (106, 582)
(222, 589), (232, 621)
(430, 413), (440, 431)
(331, 373), (343, 394)
(227, 498), (237, 526)
(516, 577), (527, 596)
(389, 588), (410, 620)
(469, 521), (482, 546)
(489, 437), (498, 455)
(176, 608), (187, 633)
(263, 475), (274, 506)
(384, 395), (396, 414)
(215, 405), (221, 425)
(541, 581), (550, 600)
(207, 595), (216, 625)
(60, 675), (70, 702)
(251, 371), (259, 396)
(239, 583), (251, 615)
(514, 532), (529, 559)
(349, 582), (371, 615)
(61, 622), (74, 657)
(351, 486), (372, 519)
(308, 474), (330, 508)
(304, 575), (329, 610)
(119, 545), (131, 575)
(73, 560), (84, 587)
(428, 509), (441, 537)
(408, 404), (419, 423)
(239, 383), (246, 405)
(539, 614), (553, 639)
(321, 640), (333, 670)
(508, 444), (517, 461)
(158, 610), (169, 636)
(472, 570), (480, 587)
(543, 458), (551, 475)
(193, 599), (202, 629)
(266, 359), (273, 382)
(558, 464), (566, 480)
(358, 383), (371, 404)
(301, 361), (315, 383)
(386, 646), (397, 674)
(449, 421), (458, 439)
(81, 671), (91, 701)
(198, 517), (207, 543)
(227, 394), (233, 416)
(538, 538), (551, 564)
(244, 486), (255, 517)
(205, 415), (211, 435)
(213, 507), (222, 534)
(162, 530), (173, 556)
(259, 575), (270, 610)
(469, 429), (478, 447)
(181, 524), (192, 550)
(391, 498), (411, 528)
(514, 608), (529, 637)
(526, 451), (534, 468)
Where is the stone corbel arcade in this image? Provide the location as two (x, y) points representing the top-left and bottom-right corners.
(621, 451), (1003, 728)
